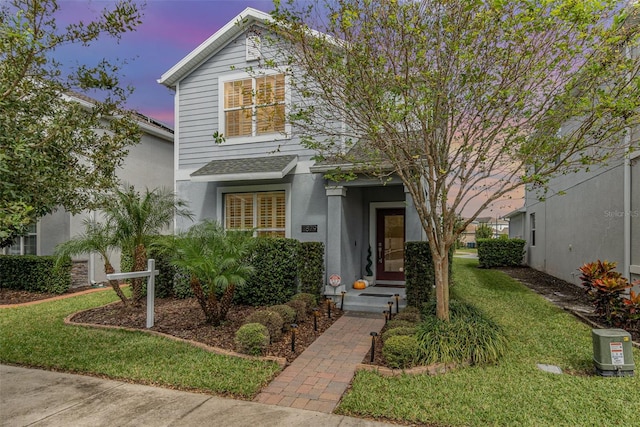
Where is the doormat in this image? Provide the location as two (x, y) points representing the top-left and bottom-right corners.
(374, 284), (405, 288)
(359, 293), (393, 297)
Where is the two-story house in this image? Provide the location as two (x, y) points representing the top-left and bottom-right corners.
(158, 8), (426, 304)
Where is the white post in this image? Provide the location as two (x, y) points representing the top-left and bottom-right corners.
(146, 258), (155, 329)
(106, 260), (159, 329)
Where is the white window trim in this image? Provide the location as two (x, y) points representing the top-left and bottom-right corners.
(2, 222), (39, 255)
(217, 183), (292, 238)
(218, 70), (291, 145)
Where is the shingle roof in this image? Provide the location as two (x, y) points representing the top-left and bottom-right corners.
(190, 155), (298, 182)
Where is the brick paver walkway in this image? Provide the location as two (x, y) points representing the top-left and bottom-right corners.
(254, 312), (385, 413)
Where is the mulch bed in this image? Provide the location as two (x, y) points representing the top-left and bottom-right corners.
(4, 265), (637, 367)
(69, 297), (341, 363)
(0, 286), (94, 305)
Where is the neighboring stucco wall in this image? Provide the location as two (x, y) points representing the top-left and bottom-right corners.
(525, 162), (628, 285)
(37, 128), (174, 285)
(507, 212), (525, 239)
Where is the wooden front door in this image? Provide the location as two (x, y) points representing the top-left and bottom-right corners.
(376, 208), (405, 282)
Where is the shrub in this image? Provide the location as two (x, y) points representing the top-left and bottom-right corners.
(286, 299), (307, 322)
(578, 260), (637, 327)
(477, 238), (525, 268)
(382, 335), (419, 369)
(387, 319), (415, 329)
(0, 255), (71, 294)
(244, 309), (284, 342)
(269, 304), (296, 327)
(415, 301), (507, 365)
(394, 310), (421, 323)
(235, 238), (299, 306)
(172, 271), (194, 299)
(297, 241), (324, 298)
(291, 292), (318, 312)
(382, 326), (417, 342)
(404, 241), (453, 308)
(235, 323), (270, 356)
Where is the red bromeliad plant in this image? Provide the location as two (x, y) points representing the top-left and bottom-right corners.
(623, 291), (640, 330)
(579, 261), (638, 328)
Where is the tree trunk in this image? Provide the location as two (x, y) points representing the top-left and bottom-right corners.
(189, 275), (214, 323)
(219, 284), (235, 321)
(433, 251), (450, 321)
(131, 244), (147, 305)
(105, 262), (129, 305)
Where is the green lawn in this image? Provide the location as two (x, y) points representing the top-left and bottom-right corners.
(337, 258), (640, 426)
(0, 290), (281, 398)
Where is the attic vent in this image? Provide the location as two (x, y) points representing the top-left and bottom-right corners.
(246, 35), (261, 61)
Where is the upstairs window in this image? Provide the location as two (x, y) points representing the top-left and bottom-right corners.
(223, 74), (286, 139)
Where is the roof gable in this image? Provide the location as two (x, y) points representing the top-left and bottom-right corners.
(158, 7), (271, 88)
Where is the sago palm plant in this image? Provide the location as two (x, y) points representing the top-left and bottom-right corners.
(54, 218), (129, 303)
(155, 220), (255, 325)
(104, 185), (192, 304)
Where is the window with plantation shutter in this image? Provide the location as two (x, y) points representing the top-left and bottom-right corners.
(221, 73), (286, 139)
(224, 191), (286, 237)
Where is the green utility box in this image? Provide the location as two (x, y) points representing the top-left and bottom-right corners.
(591, 329), (635, 377)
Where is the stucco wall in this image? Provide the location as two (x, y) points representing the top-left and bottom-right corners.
(526, 162), (628, 285)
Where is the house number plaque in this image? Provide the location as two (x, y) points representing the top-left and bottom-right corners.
(301, 225), (318, 233)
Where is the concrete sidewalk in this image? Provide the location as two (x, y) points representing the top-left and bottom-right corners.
(0, 365), (395, 427)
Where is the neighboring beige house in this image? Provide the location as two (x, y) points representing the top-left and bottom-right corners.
(2, 93), (174, 285)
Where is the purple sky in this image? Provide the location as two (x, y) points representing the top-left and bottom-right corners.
(53, 0), (523, 217)
(55, 0), (276, 126)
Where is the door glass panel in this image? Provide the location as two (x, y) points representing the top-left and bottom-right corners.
(384, 215), (404, 272)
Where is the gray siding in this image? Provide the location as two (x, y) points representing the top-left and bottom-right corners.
(176, 31), (316, 169)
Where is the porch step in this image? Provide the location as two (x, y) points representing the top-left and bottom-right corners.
(327, 288), (407, 313)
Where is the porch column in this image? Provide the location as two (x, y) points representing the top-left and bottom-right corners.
(404, 185), (425, 242)
(325, 185), (347, 294)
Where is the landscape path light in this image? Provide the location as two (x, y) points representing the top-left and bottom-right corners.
(369, 332), (378, 363)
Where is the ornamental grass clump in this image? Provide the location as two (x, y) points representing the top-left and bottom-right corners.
(235, 323), (270, 356)
(416, 300), (507, 365)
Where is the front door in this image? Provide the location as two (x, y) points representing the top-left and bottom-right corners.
(376, 208), (405, 282)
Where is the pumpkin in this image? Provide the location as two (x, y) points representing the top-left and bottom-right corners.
(353, 279), (367, 290)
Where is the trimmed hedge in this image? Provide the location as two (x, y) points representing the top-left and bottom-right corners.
(297, 241), (324, 298)
(404, 242), (453, 308)
(382, 335), (419, 369)
(477, 238), (525, 268)
(235, 238), (300, 306)
(0, 255), (71, 294)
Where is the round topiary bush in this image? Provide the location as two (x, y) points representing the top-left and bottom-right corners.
(269, 304), (297, 328)
(235, 323), (270, 356)
(286, 299), (307, 322)
(244, 310), (285, 342)
(382, 335), (419, 369)
(386, 319), (415, 330)
(382, 326), (417, 342)
(291, 292), (318, 313)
